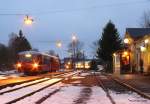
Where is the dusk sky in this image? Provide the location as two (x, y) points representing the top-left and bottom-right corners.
(0, 0), (150, 58)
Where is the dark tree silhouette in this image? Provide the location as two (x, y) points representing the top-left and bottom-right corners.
(96, 20), (122, 72)
(90, 59), (98, 71)
(8, 30), (32, 62)
(0, 43), (9, 70)
(140, 11), (150, 28)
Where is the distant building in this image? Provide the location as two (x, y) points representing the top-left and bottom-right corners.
(113, 28), (150, 74)
(63, 57), (91, 70)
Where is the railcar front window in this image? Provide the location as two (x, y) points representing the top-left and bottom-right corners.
(19, 56), (32, 62)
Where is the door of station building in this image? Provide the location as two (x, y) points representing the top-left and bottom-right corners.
(120, 52), (131, 74)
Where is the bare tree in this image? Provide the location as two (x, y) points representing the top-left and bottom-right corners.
(67, 40), (84, 59)
(90, 41), (98, 57)
(140, 11), (150, 28)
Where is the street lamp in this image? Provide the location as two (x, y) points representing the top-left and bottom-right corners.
(145, 39), (149, 44)
(72, 35), (77, 71)
(56, 41), (62, 48)
(72, 35), (77, 41)
(124, 38), (130, 44)
(24, 15), (33, 25)
(56, 40), (63, 70)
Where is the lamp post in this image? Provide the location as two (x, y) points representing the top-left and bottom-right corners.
(72, 35), (77, 71)
(24, 15), (33, 25)
(56, 40), (62, 48)
(56, 40), (63, 70)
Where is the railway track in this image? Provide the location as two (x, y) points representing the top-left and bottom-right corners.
(94, 72), (150, 104)
(0, 71), (72, 95)
(0, 71), (81, 104)
(0, 71), (70, 90)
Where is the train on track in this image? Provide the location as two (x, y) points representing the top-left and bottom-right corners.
(16, 51), (60, 75)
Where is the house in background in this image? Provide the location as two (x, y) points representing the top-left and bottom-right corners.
(113, 28), (150, 75)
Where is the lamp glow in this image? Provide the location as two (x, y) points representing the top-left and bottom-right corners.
(17, 63), (22, 68)
(140, 46), (146, 52)
(124, 38), (129, 44)
(33, 63), (39, 68)
(25, 54), (31, 58)
(145, 39), (149, 44)
(24, 15), (33, 25)
(56, 41), (62, 48)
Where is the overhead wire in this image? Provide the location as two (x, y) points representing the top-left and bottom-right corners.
(0, 0), (149, 16)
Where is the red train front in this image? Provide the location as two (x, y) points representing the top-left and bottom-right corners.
(16, 51), (60, 75)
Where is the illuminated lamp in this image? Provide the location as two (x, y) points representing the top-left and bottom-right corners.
(123, 51), (128, 56)
(113, 53), (116, 56)
(124, 38), (129, 44)
(56, 41), (62, 48)
(145, 39), (149, 44)
(68, 61), (71, 65)
(140, 46), (146, 52)
(33, 63), (39, 68)
(24, 15), (33, 25)
(17, 63), (22, 68)
(66, 65), (69, 69)
(25, 53), (32, 58)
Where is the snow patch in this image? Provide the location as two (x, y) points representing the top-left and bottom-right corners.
(110, 90), (150, 104)
(0, 78), (62, 104)
(87, 86), (112, 104)
(80, 72), (91, 76)
(42, 86), (83, 104)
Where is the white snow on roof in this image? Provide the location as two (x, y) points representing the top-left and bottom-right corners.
(18, 51), (58, 59)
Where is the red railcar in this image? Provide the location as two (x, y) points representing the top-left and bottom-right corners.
(16, 51), (60, 75)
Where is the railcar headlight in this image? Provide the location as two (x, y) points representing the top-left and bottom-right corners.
(17, 63), (22, 68)
(33, 63), (39, 68)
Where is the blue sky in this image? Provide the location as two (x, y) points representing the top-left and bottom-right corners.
(0, 0), (150, 58)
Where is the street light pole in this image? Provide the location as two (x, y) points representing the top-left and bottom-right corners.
(72, 35), (77, 71)
(56, 40), (63, 71)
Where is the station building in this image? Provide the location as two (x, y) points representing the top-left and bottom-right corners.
(113, 28), (150, 75)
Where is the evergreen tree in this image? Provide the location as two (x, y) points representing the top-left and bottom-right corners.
(15, 30), (32, 53)
(8, 30), (32, 62)
(96, 20), (122, 72)
(90, 59), (98, 71)
(0, 43), (9, 70)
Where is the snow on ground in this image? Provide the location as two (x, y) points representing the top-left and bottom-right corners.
(15, 82), (64, 104)
(42, 85), (83, 104)
(0, 78), (62, 104)
(0, 70), (23, 79)
(15, 82), (112, 104)
(110, 90), (150, 104)
(87, 86), (112, 104)
(0, 75), (8, 79)
(1, 71), (149, 104)
(80, 72), (91, 77)
(40, 85), (112, 104)
(15, 83), (83, 104)
(0, 78), (50, 93)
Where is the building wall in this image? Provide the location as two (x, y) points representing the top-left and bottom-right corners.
(129, 36), (150, 73)
(114, 31), (150, 74)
